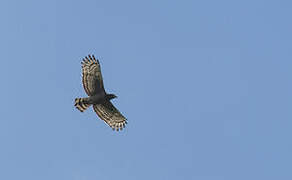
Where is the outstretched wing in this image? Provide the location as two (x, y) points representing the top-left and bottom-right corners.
(93, 101), (127, 131)
(81, 55), (104, 96)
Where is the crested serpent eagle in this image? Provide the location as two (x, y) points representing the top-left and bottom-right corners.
(74, 55), (127, 131)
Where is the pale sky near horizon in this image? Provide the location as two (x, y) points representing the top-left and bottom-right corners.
(0, 0), (292, 179)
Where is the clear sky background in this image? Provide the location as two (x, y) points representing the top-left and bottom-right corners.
(0, 0), (291, 179)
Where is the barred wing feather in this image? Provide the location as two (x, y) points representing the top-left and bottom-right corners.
(93, 101), (127, 131)
(81, 55), (104, 96)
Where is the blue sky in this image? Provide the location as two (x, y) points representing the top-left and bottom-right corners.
(0, 0), (291, 179)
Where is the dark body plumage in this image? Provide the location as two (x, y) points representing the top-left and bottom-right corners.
(74, 55), (127, 131)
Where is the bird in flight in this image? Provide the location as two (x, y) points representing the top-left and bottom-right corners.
(74, 55), (127, 131)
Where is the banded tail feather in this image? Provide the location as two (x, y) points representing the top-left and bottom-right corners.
(74, 98), (91, 112)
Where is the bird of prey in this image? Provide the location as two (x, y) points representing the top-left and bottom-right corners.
(74, 55), (127, 131)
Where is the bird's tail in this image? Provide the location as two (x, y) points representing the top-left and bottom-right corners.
(74, 98), (91, 112)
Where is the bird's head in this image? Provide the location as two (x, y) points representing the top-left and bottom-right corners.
(106, 94), (117, 100)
